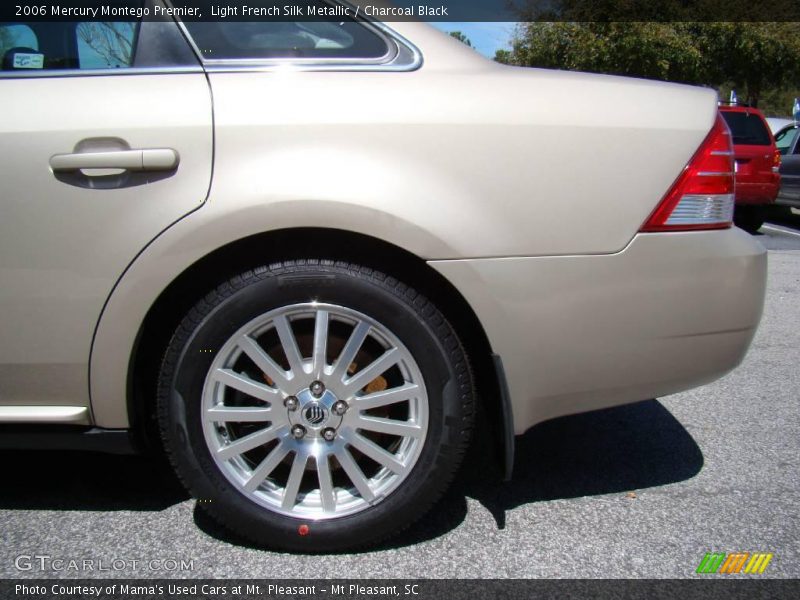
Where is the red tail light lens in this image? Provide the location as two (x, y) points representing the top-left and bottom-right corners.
(641, 114), (735, 232)
(773, 148), (782, 173)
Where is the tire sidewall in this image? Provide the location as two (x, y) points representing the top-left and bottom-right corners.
(160, 264), (469, 551)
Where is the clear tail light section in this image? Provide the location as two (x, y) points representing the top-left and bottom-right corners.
(641, 114), (735, 232)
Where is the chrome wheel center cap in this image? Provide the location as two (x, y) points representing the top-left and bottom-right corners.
(291, 388), (340, 433)
(303, 402), (328, 427)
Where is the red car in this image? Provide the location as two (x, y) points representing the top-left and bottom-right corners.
(719, 104), (781, 233)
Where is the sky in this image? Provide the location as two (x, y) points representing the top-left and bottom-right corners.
(431, 22), (518, 58)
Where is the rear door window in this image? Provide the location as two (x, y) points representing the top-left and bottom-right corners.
(1, 18), (140, 72)
(721, 111), (772, 146)
(180, 1), (390, 61)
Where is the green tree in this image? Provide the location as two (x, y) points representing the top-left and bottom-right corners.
(494, 49), (512, 63)
(448, 31), (473, 48)
(497, 21), (800, 109)
(698, 22), (800, 107)
(497, 22), (703, 83)
(508, 0), (798, 22)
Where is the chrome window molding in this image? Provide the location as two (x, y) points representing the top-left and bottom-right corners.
(0, 4), (422, 79)
(169, 0), (423, 73)
(0, 66), (204, 79)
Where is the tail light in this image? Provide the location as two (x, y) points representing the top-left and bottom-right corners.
(641, 114), (735, 232)
(773, 148), (781, 173)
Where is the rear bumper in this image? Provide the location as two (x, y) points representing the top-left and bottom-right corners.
(735, 180), (780, 205)
(431, 228), (767, 433)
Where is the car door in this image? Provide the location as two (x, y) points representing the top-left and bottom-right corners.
(0, 8), (212, 421)
(777, 126), (800, 202)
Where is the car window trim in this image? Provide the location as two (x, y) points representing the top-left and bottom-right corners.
(0, 65), (204, 79)
(0, 1), (202, 79)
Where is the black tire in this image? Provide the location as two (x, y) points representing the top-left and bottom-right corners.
(733, 206), (765, 234)
(157, 260), (475, 552)
(768, 204), (794, 221)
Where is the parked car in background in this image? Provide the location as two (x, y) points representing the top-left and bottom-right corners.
(0, 3), (767, 552)
(719, 104), (781, 233)
(772, 123), (800, 209)
(766, 117), (794, 133)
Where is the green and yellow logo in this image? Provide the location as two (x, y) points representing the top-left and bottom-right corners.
(696, 552), (774, 574)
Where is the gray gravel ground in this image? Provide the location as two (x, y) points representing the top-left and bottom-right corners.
(1, 213), (798, 580)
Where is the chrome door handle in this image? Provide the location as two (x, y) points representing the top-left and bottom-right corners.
(50, 148), (179, 172)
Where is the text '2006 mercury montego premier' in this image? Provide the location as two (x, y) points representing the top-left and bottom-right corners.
(0, 0), (766, 551)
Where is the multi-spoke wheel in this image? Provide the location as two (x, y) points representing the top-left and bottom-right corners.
(204, 303), (429, 518)
(158, 261), (474, 551)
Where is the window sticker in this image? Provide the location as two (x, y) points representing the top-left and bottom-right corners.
(12, 52), (44, 69)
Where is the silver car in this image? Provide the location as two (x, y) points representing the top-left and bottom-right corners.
(773, 123), (800, 208)
(0, 1), (767, 551)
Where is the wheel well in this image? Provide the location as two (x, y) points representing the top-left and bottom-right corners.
(129, 228), (506, 471)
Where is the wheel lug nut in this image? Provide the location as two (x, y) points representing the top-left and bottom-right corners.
(310, 381), (325, 397)
(332, 400), (349, 416)
(291, 425), (307, 440)
(322, 428), (337, 442)
(284, 396), (299, 411)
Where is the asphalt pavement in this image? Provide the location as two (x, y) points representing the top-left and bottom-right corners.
(1, 213), (799, 580)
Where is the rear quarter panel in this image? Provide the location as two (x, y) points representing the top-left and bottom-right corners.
(91, 23), (722, 427)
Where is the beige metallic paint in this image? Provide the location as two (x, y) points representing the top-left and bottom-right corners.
(432, 229), (767, 432)
(0, 406), (89, 424)
(0, 21), (767, 435)
(90, 23), (757, 429)
(0, 74), (213, 415)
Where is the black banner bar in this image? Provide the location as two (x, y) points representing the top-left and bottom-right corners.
(3, 580), (800, 600)
(2, 0), (800, 22)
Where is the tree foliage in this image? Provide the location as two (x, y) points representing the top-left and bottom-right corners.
(701, 23), (800, 107)
(509, 0), (799, 23)
(448, 31), (473, 47)
(496, 20), (800, 113)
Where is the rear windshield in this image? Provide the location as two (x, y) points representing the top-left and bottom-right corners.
(721, 111), (772, 146)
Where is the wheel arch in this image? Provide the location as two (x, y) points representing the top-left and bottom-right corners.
(124, 228), (512, 475)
